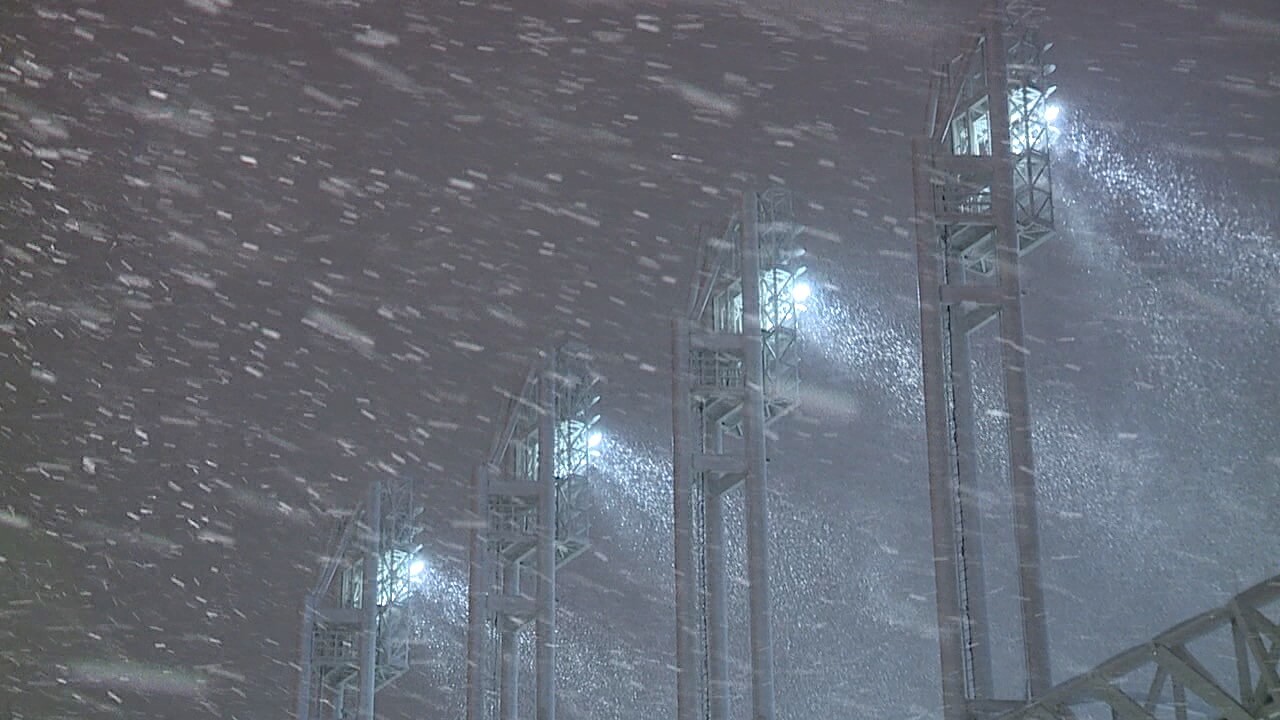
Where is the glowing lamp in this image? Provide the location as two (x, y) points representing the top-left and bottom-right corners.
(790, 280), (812, 304)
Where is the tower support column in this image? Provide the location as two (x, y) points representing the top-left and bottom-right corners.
(912, 3), (1059, 716)
(673, 188), (804, 720)
(740, 192), (776, 720)
(358, 481), (381, 720)
(672, 317), (699, 720)
(535, 356), (558, 720)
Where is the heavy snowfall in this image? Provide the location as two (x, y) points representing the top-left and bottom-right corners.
(1, 0), (1278, 718)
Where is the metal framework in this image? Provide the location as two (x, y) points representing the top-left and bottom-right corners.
(911, 3), (1058, 719)
(296, 477), (423, 720)
(913, 9), (1280, 720)
(996, 575), (1280, 720)
(465, 342), (601, 720)
(673, 188), (805, 720)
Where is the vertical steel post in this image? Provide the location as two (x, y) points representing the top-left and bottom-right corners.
(672, 317), (698, 720)
(705, 425), (729, 720)
(322, 675), (336, 719)
(948, 268), (994, 701)
(358, 481), (381, 720)
(704, 494), (728, 720)
(740, 190), (776, 720)
(297, 594), (316, 720)
(983, 14), (1052, 698)
(466, 466), (489, 720)
(912, 136), (969, 720)
(500, 568), (519, 720)
(535, 357), (557, 720)
(333, 685), (347, 720)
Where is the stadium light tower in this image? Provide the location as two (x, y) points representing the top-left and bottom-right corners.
(911, 2), (1057, 719)
(911, 7), (1280, 720)
(295, 476), (423, 720)
(672, 188), (805, 720)
(465, 342), (601, 720)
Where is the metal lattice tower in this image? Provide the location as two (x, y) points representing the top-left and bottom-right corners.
(913, 5), (1280, 720)
(911, 2), (1057, 718)
(296, 476), (423, 720)
(465, 342), (601, 720)
(673, 188), (805, 720)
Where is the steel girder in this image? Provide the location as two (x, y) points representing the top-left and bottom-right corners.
(996, 575), (1280, 720)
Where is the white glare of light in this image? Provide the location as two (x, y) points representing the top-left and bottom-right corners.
(409, 558), (427, 581)
(791, 280), (812, 304)
(1045, 103), (1061, 124)
(587, 430), (603, 449)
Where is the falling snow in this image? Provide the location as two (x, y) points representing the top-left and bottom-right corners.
(2, 0), (1277, 719)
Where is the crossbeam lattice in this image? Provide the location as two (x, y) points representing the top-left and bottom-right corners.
(998, 576), (1280, 720)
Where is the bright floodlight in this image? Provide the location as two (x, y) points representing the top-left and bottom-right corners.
(380, 549), (423, 604)
(1045, 103), (1061, 124)
(729, 265), (808, 332)
(587, 430), (603, 449)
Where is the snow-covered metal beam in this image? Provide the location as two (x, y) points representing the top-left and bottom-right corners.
(997, 575), (1280, 720)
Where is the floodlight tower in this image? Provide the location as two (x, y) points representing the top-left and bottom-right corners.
(464, 342), (601, 720)
(672, 188), (805, 720)
(295, 476), (423, 720)
(910, 2), (1058, 719)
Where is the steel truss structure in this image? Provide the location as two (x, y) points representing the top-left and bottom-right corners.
(997, 575), (1280, 720)
(465, 343), (601, 720)
(296, 476), (423, 720)
(911, 2), (1058, 719)
(673, 188), (804, 720)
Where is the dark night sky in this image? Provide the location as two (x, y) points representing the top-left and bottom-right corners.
(2, 0), (1278, 718)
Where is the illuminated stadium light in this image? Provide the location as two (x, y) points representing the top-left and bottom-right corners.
(729, 265), (810, 333)
(1011, 84), (1059, 155)
(934, 34), (1058, 275)
(790, 279), (812, 304)
(377, 546), (424, 606)
(518, 414), (602, 480)
(950, 83), (1059, 157)
(556, 417), (597, 477)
